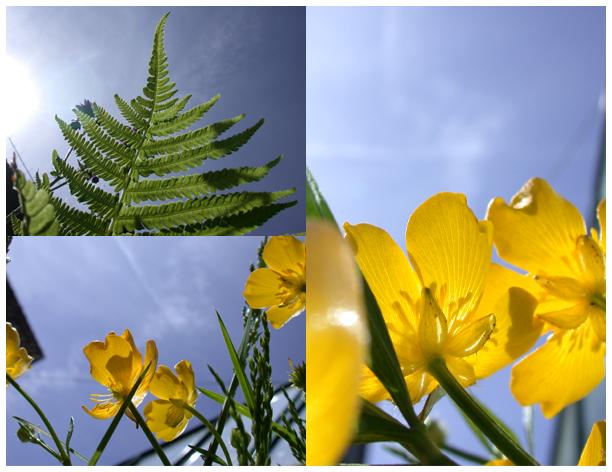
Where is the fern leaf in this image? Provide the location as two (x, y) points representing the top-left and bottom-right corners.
(114, 94), (148, 129)
(10, 214), (23, 236)
(92, 103), (142, 146)
(142, 114), (245, 156)
(50, 196), (109, 235)
(148, 94), (220, 136)
(114, 189), (295, 232)
(52, 151), (119, 217)
(74, 109), (135, 167)
(137, 119), (264, 177)
(125, 156), (282, 203)
(152, 95), (190, 121)
(12, 170), (60, 236)
(142, 201), (298, 236)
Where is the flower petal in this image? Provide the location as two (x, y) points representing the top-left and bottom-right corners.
(144, 399), (188, 442)
(446, 314), (495, 358)
(511, 321), (605, 418)
(446, 357), (475, 386)
(578, 420), (606, 466)
(406, 193), (492, 327)
(243, 268), (284, 308)
(141, 339), (158, 392)
(266, 297), (305, 329)
(262, 235), (305, 274)
(175, 360), (197, 405)
(464, 264), (541, 379)
(121, 329), (143, 371)
(7, 348), (33, 381)
(83, 332), (132, 389)
(596, 199), (605, 255)
(82, 400), (121, 420)
(307, 220), (367, 466)
(487, 178), (586, 278)
(343, 222), (421, 331)
(358, 366), (389, 403)
(6, 323), (20, 355)
(150, 365), (184, 401)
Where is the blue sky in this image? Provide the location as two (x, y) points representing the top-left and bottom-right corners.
(307, 6), (605, 465)
(7, 6), (305, 234)
(6, 237), (305, 465)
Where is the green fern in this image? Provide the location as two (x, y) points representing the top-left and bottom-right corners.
(49, 12), (296, 235)
(11, 169), (60, 236)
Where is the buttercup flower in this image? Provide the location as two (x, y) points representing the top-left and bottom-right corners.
(344, 193), (541, 404)
(487, 178), (606, 417)
(306, 220), (367, 466)
(144, 360), (197, 442)
(244, 235), (305, 329)
(6, 322), (33, 384)
(82, 329), (158, 419)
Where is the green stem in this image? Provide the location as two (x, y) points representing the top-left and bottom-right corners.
(181, 402), (233, 466)
(428, 358), (538, 466)
(442, 444), (489, 464)
(7, 374), (70, 465)
(128, 404), (171, 466)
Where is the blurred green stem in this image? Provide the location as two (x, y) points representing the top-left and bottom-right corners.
(128, 404), (171, 466)
(181, 402), (233, 466)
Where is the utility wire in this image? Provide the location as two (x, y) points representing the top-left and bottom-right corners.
(7, 137), (34, 181)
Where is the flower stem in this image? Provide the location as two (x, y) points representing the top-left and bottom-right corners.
(128, 404), (171, 466)
(6, 374), (71, 465)
(181, 402), (233, 466)
(427, 358), (538, 466)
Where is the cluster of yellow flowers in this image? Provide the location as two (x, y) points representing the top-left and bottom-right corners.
(303, 177), (605, 465)
(82, 329), (196, 442)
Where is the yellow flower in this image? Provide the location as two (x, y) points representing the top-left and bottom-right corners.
(487, 178), (605, 418)
(144, 360), (197, 442)
(244, 235), (305, 329)
(306, 220), (368, 466)
(344, 193), (541, 404)
(486, 420), (605, 466)
(82, 329), (158, 419)
(6, 322), (33, 384)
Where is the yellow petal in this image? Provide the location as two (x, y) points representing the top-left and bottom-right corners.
(511, 321), (605, 418)
(464, 264), (541, 379)
(266, 297), (305, 329)
(83, 332), (132, 388)
(578, 420), (606, 466)
(144, 399), (189, 442)
(406, 192), (492, 327)
(6, 323), (19, 355)
(106, 352), (136, 393)
(141, 339), (158, 393)
(358, 365), (389, 403)
(344, 222), (421, 331)
(446, 357), (475, 386)
(487, 178), (586, 278)
(150, 365), (185, 401)
(306, 220), (368, 466)
(243, 268), (284, 308)
(262, 235), (305, 274)
(82, 400), (121, 420)
(486, 459), (513, 466)
(121, 329), (143, 371)
(576, 235), (605, 289)
(404, 371), (437, 404)
(597, 199), (605, 255)
(175, 360), (197, 405)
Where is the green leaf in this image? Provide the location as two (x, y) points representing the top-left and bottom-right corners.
(306, 167), (338, 228)
(216, 312), (255, 412)
(419, 387), (445, 421)
(12, 170), (60, 236)
(355, 400), (419, 445)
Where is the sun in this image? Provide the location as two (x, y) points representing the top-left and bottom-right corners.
(4, 56), (39, 136)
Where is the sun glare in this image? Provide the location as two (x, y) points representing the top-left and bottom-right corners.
(4, 56), (39, 136)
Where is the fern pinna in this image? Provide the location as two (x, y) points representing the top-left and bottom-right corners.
(49, 12), (296, 235)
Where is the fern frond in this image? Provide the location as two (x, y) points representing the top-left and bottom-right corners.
(114, 94), (148, 129)
(46, 12), (294, 236)
(52, 151), (119, 217)
(125, 157), (282, 203)
(12, 170), (60, 236)
(114, 189), (295, 232)
(148, 94), (220, 136)
(137, 119), (265, 177)
(142, 114), (245, 156)
(50, 196), (109, 235)
(10, 214), (23, 236)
